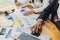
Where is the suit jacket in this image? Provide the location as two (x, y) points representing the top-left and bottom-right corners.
(37, 0), (59, 22)
(55, 20), (60, 30)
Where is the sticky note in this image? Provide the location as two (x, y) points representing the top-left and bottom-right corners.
(13, 20), (20, 24)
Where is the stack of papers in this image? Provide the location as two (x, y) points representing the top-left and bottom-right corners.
(0, 7), (50, 40)
(0, 14), (13, 27)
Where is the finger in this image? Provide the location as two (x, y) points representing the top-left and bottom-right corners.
(31, 26), (34, 31)
(38, 26), (42, 33)
(38, 26), (41, 29)
(33, 25), (37, 33)
(31, 26), (35, 33)
(38, 25), (41, 29)
(36, 24), (39, 33)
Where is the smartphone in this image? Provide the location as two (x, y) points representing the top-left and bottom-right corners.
(0, 28), (6, 35)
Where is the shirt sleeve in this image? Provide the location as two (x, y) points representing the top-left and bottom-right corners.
(34, 0), (49, 12)
(57, 1), (60, 19)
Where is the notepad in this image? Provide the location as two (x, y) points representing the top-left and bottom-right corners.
(18, 14), (38, 28)
(13, 20), (20, 25)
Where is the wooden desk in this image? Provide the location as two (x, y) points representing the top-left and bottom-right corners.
(0, 4), (60, 40)
(42, 20), (60, 40)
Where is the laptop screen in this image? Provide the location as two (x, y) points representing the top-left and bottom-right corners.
(17, 32), (40, 40)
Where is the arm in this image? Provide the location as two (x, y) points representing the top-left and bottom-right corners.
(23, 0), (49, 15)
(31, 0), (58, 33)
(37, 0), (58, 21)
(34, 0), (49, 13)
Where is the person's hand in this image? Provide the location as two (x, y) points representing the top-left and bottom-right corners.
(23, 10), (34, 16)
(0, 11), (4, 14)
(15, 2), (21, 6)
(31, 19), (44, 33)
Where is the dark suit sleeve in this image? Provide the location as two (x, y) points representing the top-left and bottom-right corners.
(15, 0), (18, 3)
(37, 0), (58, 21)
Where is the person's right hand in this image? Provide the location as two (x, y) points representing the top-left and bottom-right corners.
(31, 19), (44, 33)
(23, 10), (34, 16)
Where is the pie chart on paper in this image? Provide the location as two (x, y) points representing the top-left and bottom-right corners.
(0, 0), (14, 8)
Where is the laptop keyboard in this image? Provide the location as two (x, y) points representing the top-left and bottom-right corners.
(17, 32), (40, 40)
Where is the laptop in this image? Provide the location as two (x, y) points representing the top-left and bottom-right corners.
(16, 28), (50, 40)
(17, 32), (40, 40)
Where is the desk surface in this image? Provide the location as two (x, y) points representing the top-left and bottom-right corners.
(0, 4), (60, 40)
(42, 20), (60, 40)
